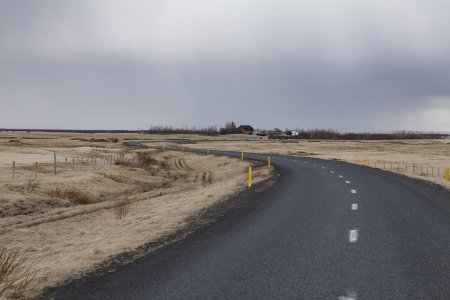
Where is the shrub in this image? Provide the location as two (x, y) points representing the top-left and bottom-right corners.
(45, 186), (94, 204)
(115, 152), (157, 169)
(0, 247), (39, 299)
(113, 198), (130, 220)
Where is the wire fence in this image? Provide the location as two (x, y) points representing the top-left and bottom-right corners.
(359, 158), (450, 184)
(4, 152), (128, 181)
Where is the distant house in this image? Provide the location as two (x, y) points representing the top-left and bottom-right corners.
(290, 130), (299, 136)
(271, 128), (282, 135)
(238, 125), (254, 135)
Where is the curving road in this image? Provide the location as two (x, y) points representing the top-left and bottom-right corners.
(47, 149), (450, 299)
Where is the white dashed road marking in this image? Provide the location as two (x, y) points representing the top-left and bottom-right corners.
(330, 171), (334, 174)
(338, 292), (357, 300)
(351, 203), (358, 210)
(345, 180), (351, 184)
(322, 166), (326, 169)
(350, 189), (357, 194)
(339, 175), (343, 178)
(349, 230), (358, 243)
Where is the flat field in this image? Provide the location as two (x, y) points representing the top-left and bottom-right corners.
(1, 131), (449, 297)
(0, 131), (273, 297)
(185, 136), (450, 188)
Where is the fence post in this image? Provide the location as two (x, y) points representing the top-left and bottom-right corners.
(53, 151), (57, 175)
(446, 168), (449, 183)
(268, 156), (271, 168)
(241, 151), (244, 160)
(35, 162), (38, 179)
(248, 166), (252, 188)
(12, 161), (15, 180)
(65, 157), (67, 172)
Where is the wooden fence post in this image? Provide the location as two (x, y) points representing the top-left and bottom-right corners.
(12, 161), (15, 180)
(35, 162), (38, 179)
(65, 157), (67, 172)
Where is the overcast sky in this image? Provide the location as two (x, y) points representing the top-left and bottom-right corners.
(1, 0), (450, 132)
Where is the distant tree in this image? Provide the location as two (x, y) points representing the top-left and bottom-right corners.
(225, 121), (236, 129)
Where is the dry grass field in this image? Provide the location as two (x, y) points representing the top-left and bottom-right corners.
(0, 131), (273, 298)
(185, 137), (450, 189)
(1, 131), (449, 298)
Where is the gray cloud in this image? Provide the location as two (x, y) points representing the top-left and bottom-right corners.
(1, 0), (450, 131)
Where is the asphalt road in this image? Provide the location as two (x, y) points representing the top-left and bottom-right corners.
(46, 149), (450, 299)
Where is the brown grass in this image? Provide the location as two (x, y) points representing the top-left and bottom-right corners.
(113, 197), (131, 220)
(44, 186), (94, 205)
(0, 247), (39, 299)
(252, 166), (266, 179)
(235, 175), (248, 188)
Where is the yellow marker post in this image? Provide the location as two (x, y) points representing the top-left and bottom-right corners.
(241, 151), (244, 160)
(268, 156), (271, 168)
(361, 157), (368, 165)
(248, 166), (252, 188)
(446, 167), (449, 183)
